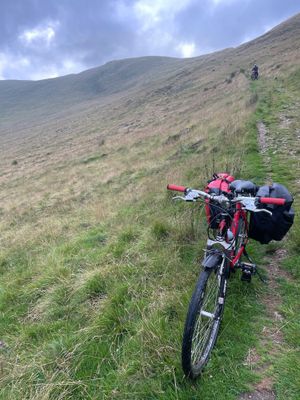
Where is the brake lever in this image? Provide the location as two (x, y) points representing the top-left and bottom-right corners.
(172, 190), (200, 202)
(172, 195), (198, 202)
(172, 196), (186, 201)
(239, 197), (272, 216)
(252, 208), (272, 216)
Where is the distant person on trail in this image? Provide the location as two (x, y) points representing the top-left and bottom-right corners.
(252, 64), (258, 74)
(251, 64), (259, 80)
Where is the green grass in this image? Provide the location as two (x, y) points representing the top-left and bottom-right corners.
(243, 70), (300, 399)
(0, 185), (267, 399)
(0, 106), (292, 398)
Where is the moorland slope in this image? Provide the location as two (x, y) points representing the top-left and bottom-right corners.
(0, 12), (299, 400)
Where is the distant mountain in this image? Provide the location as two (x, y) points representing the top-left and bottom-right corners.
(0, 57), (182, 124)
(1, 13), (300, 129)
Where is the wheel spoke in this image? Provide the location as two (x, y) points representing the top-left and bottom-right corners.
(192, 317), (213, 363)
(190, 269), (220, 364)
(182, 261), (227, 378)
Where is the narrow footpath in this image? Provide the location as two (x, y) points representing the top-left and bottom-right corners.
(238, 121), (294, 400)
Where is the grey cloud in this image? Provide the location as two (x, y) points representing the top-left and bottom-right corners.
(174, 0), (300, 50)
(0, 1), (58, 48)
(1, 0), (138, 78)
(0, 0), (300, 80)
(52, 1), (136, 62)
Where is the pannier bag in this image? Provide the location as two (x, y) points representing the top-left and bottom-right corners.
(249, 183), (295, 244)
(230, 180), (258, 195)
(205, 173), (235, 229)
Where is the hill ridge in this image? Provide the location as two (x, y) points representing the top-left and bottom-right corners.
(1, 12), (300, 127)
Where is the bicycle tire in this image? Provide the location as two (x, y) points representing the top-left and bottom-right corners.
(235, 216), (247, 255)
(182, 258), (228, 379)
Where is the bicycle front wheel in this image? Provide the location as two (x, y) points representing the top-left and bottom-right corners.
(182, 259), (228, 379)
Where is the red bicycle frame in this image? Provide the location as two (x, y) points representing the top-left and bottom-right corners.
(230, 202), (248, 268)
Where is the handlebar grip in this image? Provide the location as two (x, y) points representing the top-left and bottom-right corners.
(167, 184), (187, 192)
(259, 197), (286, 205)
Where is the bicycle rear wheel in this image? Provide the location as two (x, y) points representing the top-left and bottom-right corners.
(182, 258), (228, 379)
(235, 216), (247, 256)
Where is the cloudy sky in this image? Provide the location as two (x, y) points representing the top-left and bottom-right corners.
(1, 0), (299, 81)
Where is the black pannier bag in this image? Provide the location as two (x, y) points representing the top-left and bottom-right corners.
(230, 180), (258, 195)
(249, 183), (295, 244)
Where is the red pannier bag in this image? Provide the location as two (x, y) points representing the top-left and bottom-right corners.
(205, 173), (235, 228)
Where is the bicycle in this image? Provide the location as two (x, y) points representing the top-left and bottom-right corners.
(167, 177), (286, 379)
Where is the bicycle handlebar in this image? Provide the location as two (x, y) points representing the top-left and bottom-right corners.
(167, 184), (286, 207)
(167, 184), (187, 192)
(259, 197), (286, 205)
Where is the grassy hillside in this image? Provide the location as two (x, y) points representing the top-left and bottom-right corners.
(0, 57), (183, 125)
(0, 12), (299, 400)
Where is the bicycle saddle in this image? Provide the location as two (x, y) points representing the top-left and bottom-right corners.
(230, 180), (258, 195)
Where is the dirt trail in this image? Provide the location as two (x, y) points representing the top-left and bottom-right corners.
(239, 248), (291, 400)
(257, 122), (268, 153)
(257, 121), (274, 183)
(239, 121), (293, 400)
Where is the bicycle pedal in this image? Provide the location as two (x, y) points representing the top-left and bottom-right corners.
(239, 262), (257, 282)
(241, 270), (252, 282)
